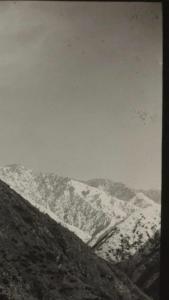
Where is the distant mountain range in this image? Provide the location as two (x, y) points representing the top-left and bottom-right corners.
(0, 179), (152, 300)
(86, 178), (161, 204)
(0, 164), (160, 300)
(86, 179), (136, 201)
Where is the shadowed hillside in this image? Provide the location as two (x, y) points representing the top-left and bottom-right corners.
(118, 231), (160, 300)
(0, 179), (152, 300)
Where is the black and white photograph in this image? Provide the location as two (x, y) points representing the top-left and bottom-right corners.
(0, 1), (162, 299)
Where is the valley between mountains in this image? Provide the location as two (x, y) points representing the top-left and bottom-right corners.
(0, 164), (161, 300)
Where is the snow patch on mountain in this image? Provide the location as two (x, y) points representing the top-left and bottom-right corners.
(0, 164), (160, 262)
(0, 165), (133, 243)
(93, 203), (160, 263)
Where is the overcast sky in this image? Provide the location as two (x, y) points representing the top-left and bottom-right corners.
(0, 1), (162, 189)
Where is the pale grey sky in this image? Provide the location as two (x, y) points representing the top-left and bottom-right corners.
(0, 1), (162, 189)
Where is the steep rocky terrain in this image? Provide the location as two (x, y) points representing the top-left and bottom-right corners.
(0, 165), (160, 267)
(0, 179), (152, 300)
(0, 165), (137, 243)
(118, 230), (160, 300)
(92, 200), (160, 263)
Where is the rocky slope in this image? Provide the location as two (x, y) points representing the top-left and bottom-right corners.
(0, 165), (137, 243)
(0, 165), (161, 266)
(118, 230), (160, 300)
(92, 197), (160, 263)
(0, 179), (152, 300)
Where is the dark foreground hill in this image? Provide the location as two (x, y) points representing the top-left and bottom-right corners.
(118, 231), (160, 300)
(0, 179), (152, 300)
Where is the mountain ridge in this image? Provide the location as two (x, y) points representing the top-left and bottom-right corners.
(93, 204), (160, 263)
(86, 178), (161, 204)
(0, 178), (152, 300)
(0, 164), (160, 264)
(0, 164), (138, 244)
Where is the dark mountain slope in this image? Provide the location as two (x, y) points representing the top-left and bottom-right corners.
(0, 179), (152, 300)
(118, 231), (160, 300)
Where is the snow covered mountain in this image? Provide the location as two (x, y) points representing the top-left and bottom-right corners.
(0, 164), (160, 269)
(0, 164), (136, 244)
(0, 179), (152, 300)
(93, 199), (160, 263)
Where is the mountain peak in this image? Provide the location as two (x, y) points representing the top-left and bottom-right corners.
(130, 192), (157, 208)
